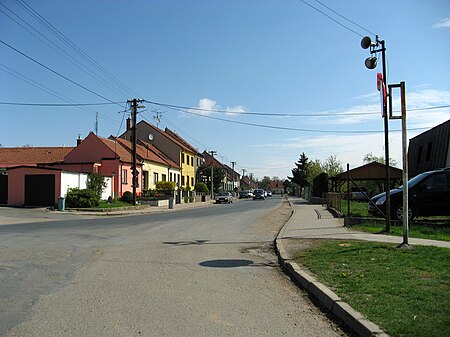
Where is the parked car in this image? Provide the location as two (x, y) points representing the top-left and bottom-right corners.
(253, 189), (266, 200)
(351, 188), (369, 201)
(368, 168), (450, 220)
(239, 191), (247, 199)
(215, 191), (234, 204)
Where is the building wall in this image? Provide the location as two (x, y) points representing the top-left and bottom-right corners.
(408, 120), (450, 176)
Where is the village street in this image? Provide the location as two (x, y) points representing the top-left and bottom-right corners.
(0, 197), (346, 337)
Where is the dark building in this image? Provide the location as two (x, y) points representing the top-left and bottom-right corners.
(408, 119), (450, 177)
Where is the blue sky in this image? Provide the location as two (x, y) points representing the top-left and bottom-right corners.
(1, 0), (449, 179)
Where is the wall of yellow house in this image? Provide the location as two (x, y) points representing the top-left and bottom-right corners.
(180, 151), (196, 189)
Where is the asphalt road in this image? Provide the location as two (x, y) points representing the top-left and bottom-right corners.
(0, 197), (346, 336)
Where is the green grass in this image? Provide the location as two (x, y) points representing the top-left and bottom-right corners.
(295, 240), (450, 337)
(96, 200), (132, 208)
(351, 221), (450, 242)
(340, 199), (369, 217)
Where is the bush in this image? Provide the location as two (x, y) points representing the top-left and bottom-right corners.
(65, 188), (100, 208)
(121, 191), (133, 204)
(86, 172), (107, 198)
(155, 181), (175, 190)
(194, 181), (209, 194)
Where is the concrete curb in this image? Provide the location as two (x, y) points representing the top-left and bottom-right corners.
(274, 202), (389, 337)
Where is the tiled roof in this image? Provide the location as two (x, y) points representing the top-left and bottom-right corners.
(0, 147), (74, 166)
(138, 121), (197, 154)
(98, 136), (133, 163)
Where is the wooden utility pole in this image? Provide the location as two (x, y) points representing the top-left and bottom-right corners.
(209, 151), (217, 199)
(127, 99), (145, 205)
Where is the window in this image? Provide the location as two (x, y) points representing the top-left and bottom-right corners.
(162, 174), (167, 182)
(181, 153), (185, 164)
(417, 146), (423, 163)
(187, 175), (190, 187)
(122, 169), (127, 184)
(426, 142), (433, 161)
(169, 172), (173, 182)
(191, 177), (194, 187)
(153, 172), (159, 183)
(181, 175), (185, 186)
(191, 156), (194, 166)
(424, 173), (448, 190)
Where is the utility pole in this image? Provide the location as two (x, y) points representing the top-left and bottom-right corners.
(95, 112), (98, 135)
(128, 98), (145, 205)
(231, 161), (236, 193)
(209, 150), (217, 199)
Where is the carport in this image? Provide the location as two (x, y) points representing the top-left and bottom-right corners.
(328, 162), (403, 215)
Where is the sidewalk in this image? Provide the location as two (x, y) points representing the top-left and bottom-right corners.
(275, 197), (449, 337)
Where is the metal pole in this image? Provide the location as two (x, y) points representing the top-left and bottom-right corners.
(347, 163), (350, 217)
(380, 39), (391, 233)
(209, 151), (217, 199)
(400, 82), (409, 246)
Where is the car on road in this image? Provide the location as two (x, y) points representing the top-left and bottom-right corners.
(368, 168), (450, 220)
(215, 192), (234, 204)
(266, 191), (272, 197)
(253, 189), (266, 200)
(239, 191), (251, 199)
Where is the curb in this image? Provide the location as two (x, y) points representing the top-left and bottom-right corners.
(274, 238), (389, 337)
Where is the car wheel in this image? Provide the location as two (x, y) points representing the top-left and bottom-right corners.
(393, 204), (415, 221)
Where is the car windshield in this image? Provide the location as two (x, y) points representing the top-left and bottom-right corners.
(217, 192), (228, 196)
(399, 171), (432, 189)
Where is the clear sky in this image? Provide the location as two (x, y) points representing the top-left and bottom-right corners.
(1, 0), (449, 179)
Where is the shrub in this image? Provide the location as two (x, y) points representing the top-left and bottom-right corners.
(155, 181), (175, 190)
(65, 188), (100, 208)
(86, 172), (107, 198)
(121, 191), (133, 204)
(194, 181), (209, 194)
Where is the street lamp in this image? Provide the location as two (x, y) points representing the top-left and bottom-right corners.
(361, 35), (391, 233)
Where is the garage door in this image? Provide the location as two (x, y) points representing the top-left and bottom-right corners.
(25, 174), (55, 206)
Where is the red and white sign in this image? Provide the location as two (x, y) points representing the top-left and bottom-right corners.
(377, 73), (387, 117)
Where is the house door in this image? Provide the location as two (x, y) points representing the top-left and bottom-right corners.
(25, 174), (55, 206)
(0, 174), (7, 204)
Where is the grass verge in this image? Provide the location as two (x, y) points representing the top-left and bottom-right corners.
(350, 221), (450, 242)
(96, 200), (132, 208)
(295, 240), (450, 337)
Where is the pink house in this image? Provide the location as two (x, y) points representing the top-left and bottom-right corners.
(58, 132), (143, 198)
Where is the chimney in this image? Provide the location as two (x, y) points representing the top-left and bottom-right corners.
(126, 117), (132, 131)
(77, 134), (82, 146)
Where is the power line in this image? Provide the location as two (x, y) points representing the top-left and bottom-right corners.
(0, 101), (125, 107)
(14, 0), (141, 99)
(312, 0), (375, 36)
(145, 99), (450, 118)
(298, 0), (363, 37)
(162, 104), (431, 134)
(0, 39), (125, 108)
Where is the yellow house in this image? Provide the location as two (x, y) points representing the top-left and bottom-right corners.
(120, 121), (198, 189)
(113, 137), (180, 191)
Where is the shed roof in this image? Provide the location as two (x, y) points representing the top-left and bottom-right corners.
(0, 147), (74, 166)
(332, 162), (402, 181)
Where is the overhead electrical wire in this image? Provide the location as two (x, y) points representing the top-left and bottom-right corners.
(0, 39), (125, 108)
(13, 0), (141, 99)
(158, 103), (431, 134)
(298, 0), (363, 37)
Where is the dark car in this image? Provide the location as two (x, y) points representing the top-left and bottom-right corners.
(368, 168), (450, 220)
(253, 189), (266, 200)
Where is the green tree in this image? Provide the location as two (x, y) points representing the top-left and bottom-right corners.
(197, 165), (226, 193)
(322, 155), (343, 176)
(86, 173), (107, 199)
(306, 159), (322, 185)
(290, 152), (309, 187)
(260, 176), (271, 189)
(364, 152), (398, 167)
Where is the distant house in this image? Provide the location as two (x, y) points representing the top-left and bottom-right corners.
(120, 120), (198, 189)
(408, 119), (450, 177)
(201, 151), (240, 192)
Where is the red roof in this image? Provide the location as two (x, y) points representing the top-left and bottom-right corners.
(0, 147), (74, 166)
